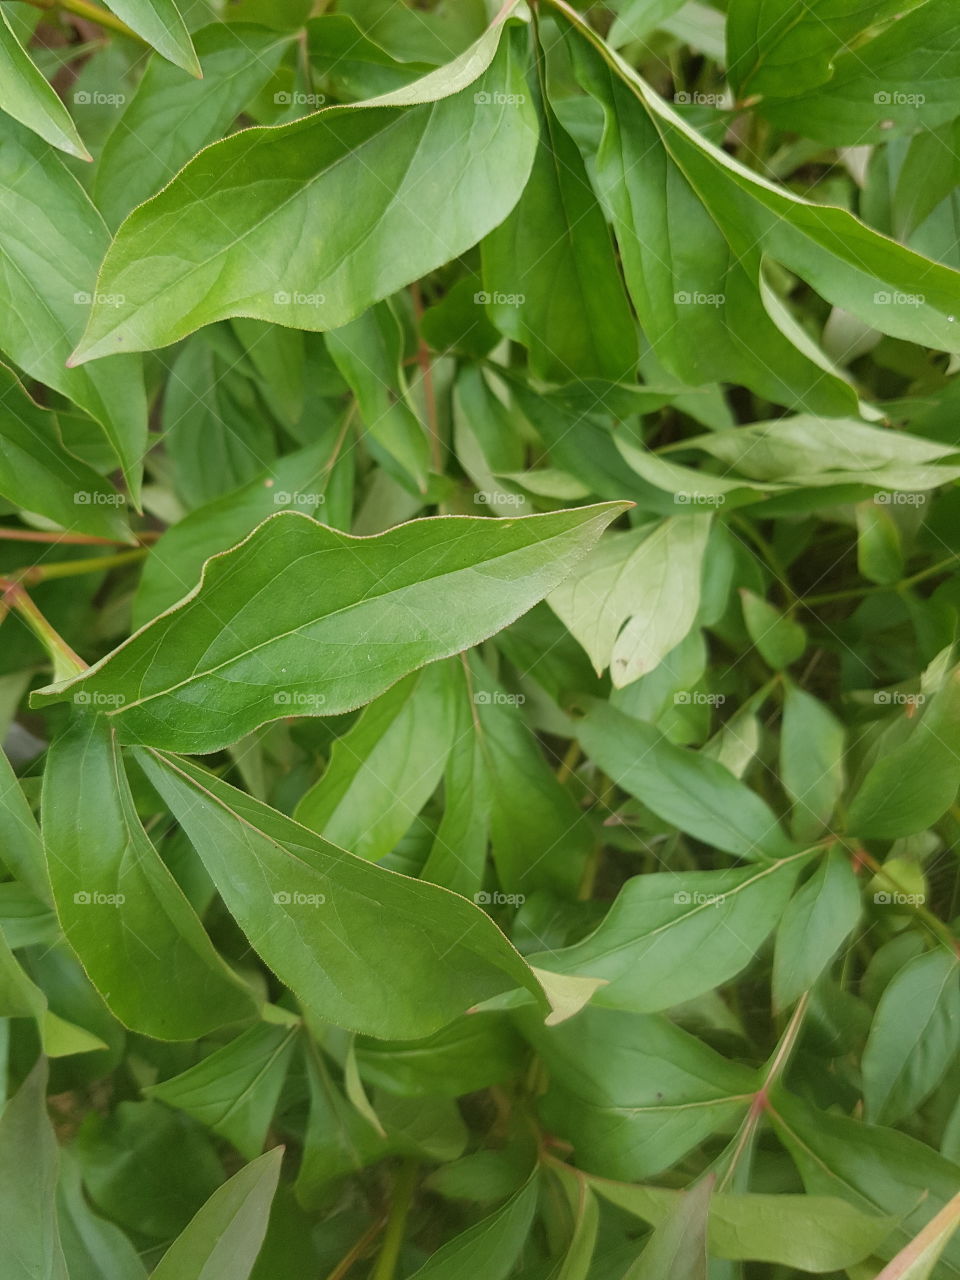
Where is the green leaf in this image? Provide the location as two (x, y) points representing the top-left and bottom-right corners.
(42, 714), (259, 1039)
(770, 1089), (960, 1275)
(846, 663), (960, 838)
(101, 0), (201, 76)
(0, 364), (129, 541)
(0, 116), (148, 497)
(772, 850), (862, 1010)
(740, 589), (806, 669)
(135, 749), (547, 1038)
(0, 927), (107, 1057)
(71, 11), (538, 363)
(567, 27), (960, 373)
(857, 499), (905, 586)
(356, 1012), (524, 1097)
(406, 1171), (538, 1279)
(150, 1148), (282, 1280)
(132, 439), (349, 625)
(779, 683), (846, 842)
(146, 1024), (298, 1160)
(549, 516), (710, 684)
(529, 851), (806, 1012)
(862, 949), (960, 1126)
(675, 416), (960, 490)
(526, 1008), (755, 1180)
(0, 1057), (68, 1280)
(295, 663), (458, 861)
(56, 1150), (146, 1280)
(295, 1046), (381, 1207)
(0, 741), (52, 904)
(481, 77), (637, 383)
(75, 1100), (224, 1240)
(569, 37), (859, 415)
(550, 1164), (600, 1280)
(0, 9), (90, 160)
(576, 701), (798, 861)
(736, 2), (960, 145)
(726, 0), (915, 101)
(94, 24), (292, 229)
(325, 301), (432, 493)
(621, 1176), (711, 1280)
(593, 1178), (897, 1271)
(33, 504), (627, 754)
(874, 1190), (960, 1280)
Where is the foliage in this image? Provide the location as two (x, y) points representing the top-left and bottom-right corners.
(0, 0), (959, 1276)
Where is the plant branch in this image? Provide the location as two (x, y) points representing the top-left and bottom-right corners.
(20, 0), (144, 43)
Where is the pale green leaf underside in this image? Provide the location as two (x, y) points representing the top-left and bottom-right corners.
(72, 12), (537, 363)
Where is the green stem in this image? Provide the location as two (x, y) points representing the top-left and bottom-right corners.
(19, 549), (147, 583)
(1, 581), (86, 680)
(20, 0), (144, 42)
(716, 992), (810, 1193)
(801, 554), (959, 607)
(371, 1160), (419, 1280)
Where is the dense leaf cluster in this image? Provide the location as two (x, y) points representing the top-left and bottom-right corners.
(0, 0), (959, 1276)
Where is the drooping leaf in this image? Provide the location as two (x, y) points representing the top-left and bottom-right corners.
(135, 748), (547, 1038)
(0, 8), (89, 159)
(42, 714), (259, 1039)
(33, 504), (627, 753)
(101, 0), (200, 76)
(481, 74), (637, 383)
